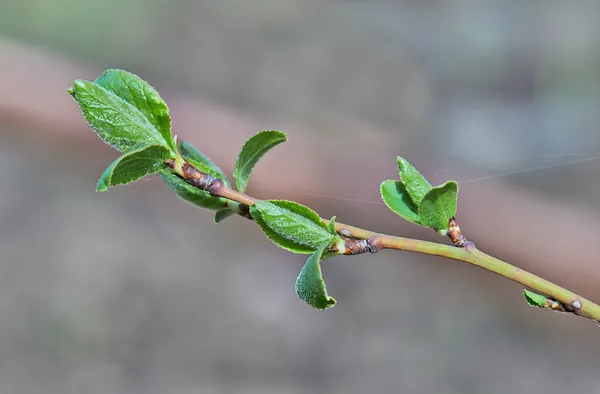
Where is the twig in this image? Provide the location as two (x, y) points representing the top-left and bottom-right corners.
(165, 158), (600, 322)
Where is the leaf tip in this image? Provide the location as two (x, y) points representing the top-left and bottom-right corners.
(233, 130), (288, 192)
(523, 289), (547, 307)
(263, 129), (287, 140)
(396, 156), (411, 176)
(379, 179), (392, 192)
(214, 209), (235, 223)
(445, 180), (459, 191)
(73, 79), (87, 90)
(95, 180), (109, 192)
(324, 296), (337, 309)
(328, 216), (337, 234)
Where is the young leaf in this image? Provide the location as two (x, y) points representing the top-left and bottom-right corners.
(160, 171), (229, 211)
(296, 243), (336, 310)
(380, 180), (423, 226)
(69, 80), (171, 154)
(96, 145), (173, 192)
(418, 181), (458, 231)
(94, 69), (176, 152)
(250, 200), (334, 254)
(233, 130), (287, 192)
(397, 157), (432, 206)
(328, 216), (337, 234)
(214, 209), (236, 223)
(523, 290), (548, 308)
(179, 140), (231, 187)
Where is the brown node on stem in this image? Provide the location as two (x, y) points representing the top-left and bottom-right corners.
(367, 235), (383, 253)
(181, 162), (214, 189)
(164, 158), (176, 169)
(545, 298), (569, 312)
(341, 238), (370, 255)
(336, 236), (382, 255)
(237, 203), (253, 219)
(541, 297), (586, 317)
(447, 217), (470, 247)
(165, 159), (221, 193)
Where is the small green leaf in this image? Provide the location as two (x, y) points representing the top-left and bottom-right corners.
(214, 209), (236, 223)
(94, 69), (175, 152)
(328, 216), (337, 234)
(295, 243), (336, 310)
(70, 80), (170, 154)
(96, 145), (173, 192)
(523, 290), (548, 308)
(160, 171), (229, 210)
(250, 200), (334, 254)
(179, 140), (230, 187)
(397, 156), (432, 206)
(380, 180), (423, 225)
(418, 181), (458, 231)
(233, 130), (287, 192)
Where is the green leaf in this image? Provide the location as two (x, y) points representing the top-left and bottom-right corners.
(328, 216), (337, 234)
(94, 69), (175, 152)
(69, 80), (171, 154)
(250, 200), (334, 254)
(96, 145), (173, 192)
(233, 130), (287, 192)
(214, 209), (236, 223)
(251, 207), (316, 254)
(179, 140), (231, 187)
(523, 290), (548, 308)
(296, 243), (336, 310)
(397, 156), (432, 206)
(418, 181), (458, 231)
(160, 171), (229, 211)
(380, 180), (423, 225)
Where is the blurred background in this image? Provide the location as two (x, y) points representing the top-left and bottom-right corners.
(1, 1), (600, 393)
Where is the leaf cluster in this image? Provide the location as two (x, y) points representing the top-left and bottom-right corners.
(69, 69), (285, 223)
(381, 157), (458, 232)
(70, 69), (539, 312)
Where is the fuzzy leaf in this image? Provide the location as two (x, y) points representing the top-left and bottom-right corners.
(94, 69), (175, 152)
(214, 209), (236, 223)
(179, 140), (230, 187)
(160, 171), (229, 211)
(523, 290), (548, 308)
(250, 200), (334, 254)
(296, 243), (336, 310)
(380, 180), (423, 225)
(69, 80), (170, 154)
(397, 156), (432, 206)
(233, 130), (287, 192)
(250, 207), (316, 254)
(96, 145), (173, 192)
(418, 181), (458, 231)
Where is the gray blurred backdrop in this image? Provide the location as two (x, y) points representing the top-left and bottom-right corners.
(1, 1), (600, 393)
